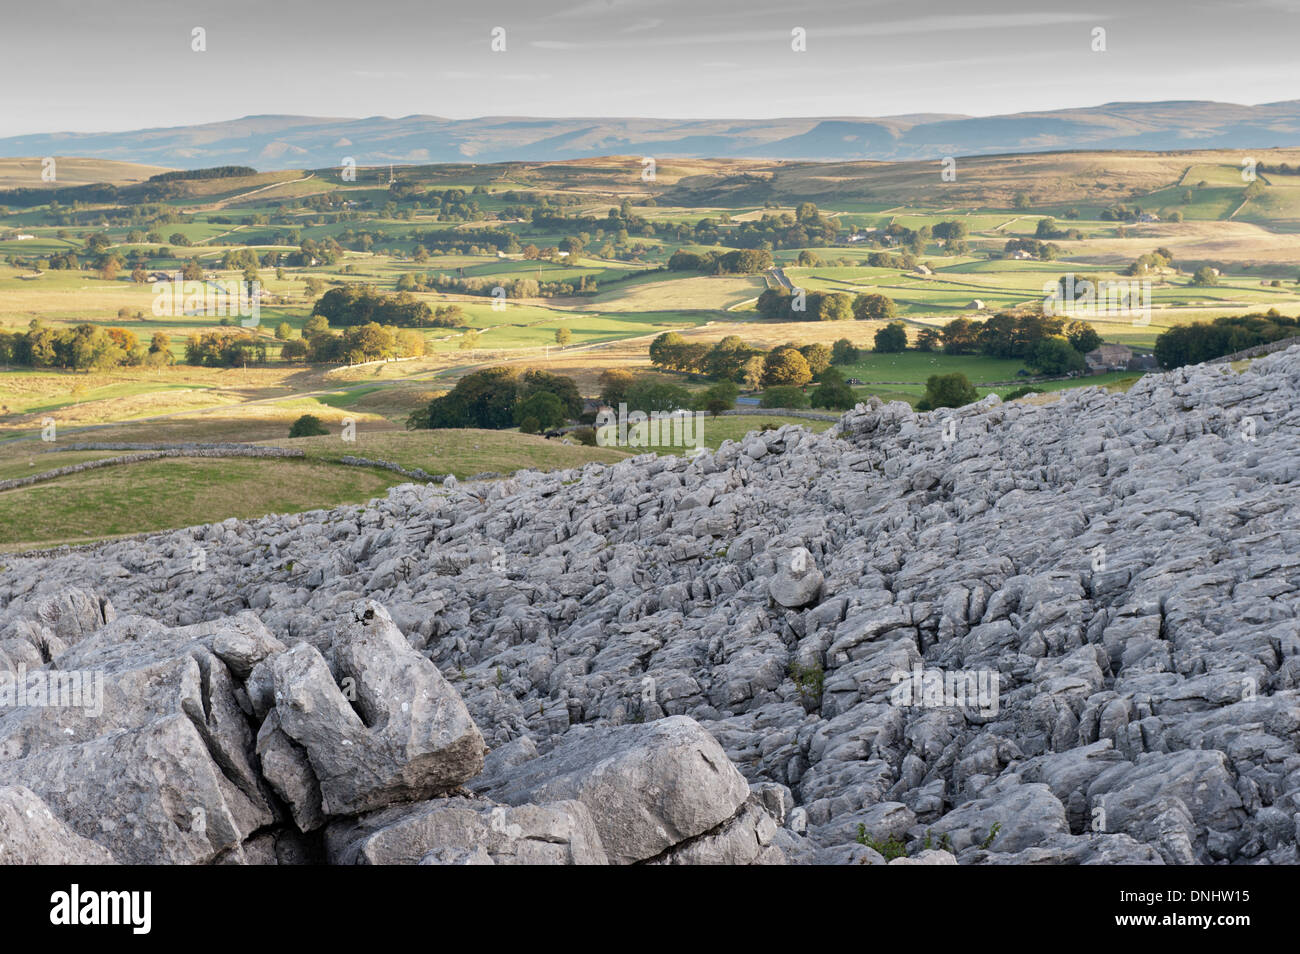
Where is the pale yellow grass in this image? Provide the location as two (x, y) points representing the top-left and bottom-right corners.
(580, 275), (765, 312)
(0, 157), (173, 189)
(1057, 220), (1300, 266)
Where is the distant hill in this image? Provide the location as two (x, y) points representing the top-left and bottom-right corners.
(5, 101), (1300, 169)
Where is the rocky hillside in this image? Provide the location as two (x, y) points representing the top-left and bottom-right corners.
(2, 348), (1300, 864)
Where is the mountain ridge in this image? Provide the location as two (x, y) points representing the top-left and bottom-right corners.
(5, 100), (1300, 169)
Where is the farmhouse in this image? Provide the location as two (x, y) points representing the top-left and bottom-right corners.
(969, 299), (986, 310)
(1085, 343), (1133, 372)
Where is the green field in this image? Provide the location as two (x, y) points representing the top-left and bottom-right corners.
(837, 351), (1029, 385)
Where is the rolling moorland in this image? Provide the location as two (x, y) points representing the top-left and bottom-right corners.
(4, 146), (1300, 550)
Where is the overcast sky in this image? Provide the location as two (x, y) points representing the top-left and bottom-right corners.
(4, 0), (1298, 136)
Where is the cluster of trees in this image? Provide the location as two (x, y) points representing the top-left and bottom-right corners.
(283, 320), (427, 365)
(407, 226), (522, 255)
(1153, 311), (1300, 368)
(184, 331), (268, 367)
(658, 203), (840, 251)
(759, 366), (858, 411)
(595, 362), (855, 416)
(755, 289), (898, 323)
(648, 331), (847, 391)
(0, 322), (170, 371)
(417, 272), (596, 299)
(755, 288), (850, 321)
(1002, 238), (1062, 260)
(916, 373), (979, 411)
(597, 369), (693, 412)
(1034, 217), (1085, 241)
(1098, 204), (1149, 222)
(408, 367), (582, 434)
(938, 312), (1102, 374)
(1123, 249), (1174, 275)
(667, 248), (774, 274)
(310, 286), (437, 327)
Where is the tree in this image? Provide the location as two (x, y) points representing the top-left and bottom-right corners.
(852, 293), (896, 322)
(696, 380), (739, 416)
(810, 368), (857, 410)
(817, 293), (852, 321)
(831, 338), (860, 365)
(598, 369), (635, 407)
(555, 327), (572, 346)
(1065, 320), (1102, 355)
(761, 347), (812, 387)
(274, 322), (293, 341)
(704, 335), (762, 382)
(396, 329), (426, 357)
(1028, 337), (1086, 375)
(1191, 266), (1220, 287)
(304, 277), (326, 297)
(303, 314), (330, 338)
(915, 328), (942, 352)
(624, 379), (692, 414)
(289, 414), (330, 438)
(514, 391), (566, 433)
(799, 343), (832, 375)
(649, 331), (688, 370)
(1013, 192), (1031, 210)
(941, 317), (979, 355)
(874, 321), (908, 353)
(416, 367), (519, 429)
(517, 368), (582, 419)
(916, 372), (978, 411)
(459, 329), (480, 350)
(760, 385), (809, 409)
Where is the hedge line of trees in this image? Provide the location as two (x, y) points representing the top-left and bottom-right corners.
(755, 289), (898, 323)
(648, 331), (848, 389)
(1153, 312), (1300, 368)
(859, 312), (1099, 376)
(416, 273), (597, 299)
(182, 319), (428, 368)
(667, 248), (774, 274)
(938, 312), (1096, 355)
(147, 167), (258, 183)
(0, 322), (170, 371)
